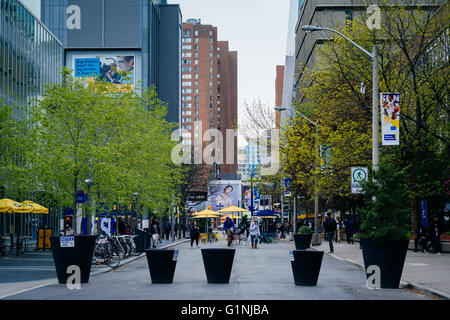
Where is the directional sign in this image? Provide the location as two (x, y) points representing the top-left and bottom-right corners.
(351, 167), (368, 194)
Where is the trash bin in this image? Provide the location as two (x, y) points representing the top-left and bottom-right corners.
(135, 228), (151, 252)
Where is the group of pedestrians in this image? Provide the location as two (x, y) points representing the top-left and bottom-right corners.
(414, 215), (442, 255)
(321, 212), (443, 255)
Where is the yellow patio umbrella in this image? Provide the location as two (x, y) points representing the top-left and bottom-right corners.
(297, 213), (315, 219)
(0, 199), (22, 213)
(192, 209), (219, 218)
(21, 200), (49, 214)
(217, 205), (249, 213)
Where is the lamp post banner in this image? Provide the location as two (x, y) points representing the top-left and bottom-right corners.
(380, 93), (400, 146)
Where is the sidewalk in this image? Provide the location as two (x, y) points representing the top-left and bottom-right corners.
(0, 237), (189, 299)
(314, 240), (450, 300)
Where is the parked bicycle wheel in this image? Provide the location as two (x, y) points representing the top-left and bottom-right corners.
(105, 243), (121, 268)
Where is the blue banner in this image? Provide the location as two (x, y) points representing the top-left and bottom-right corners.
(422, 200), (427, 228)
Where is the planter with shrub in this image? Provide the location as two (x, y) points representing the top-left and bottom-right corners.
(358, 163), (410, 289)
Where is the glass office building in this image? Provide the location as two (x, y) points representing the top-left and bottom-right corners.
(0, 0), (63, 107)
(0, 0), (63, 243)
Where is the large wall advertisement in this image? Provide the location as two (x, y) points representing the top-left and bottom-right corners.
(208, 180), (242, 212)
(72, 55), (136, 91)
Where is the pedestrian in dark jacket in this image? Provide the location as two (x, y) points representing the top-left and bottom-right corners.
(164, 220), (171, 240)
(425, 216), (441, 254)
(190, 221), (200, 248)
(345, 219), (354, 244)
(150, 217), (161, 248)
(174, 223), (179, 239)
(323, 214), (337, 253)
(414, 224), (427, 252)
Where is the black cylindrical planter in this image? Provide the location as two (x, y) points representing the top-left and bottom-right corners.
(145, 249), (178, 283)
(291, 250), (323, 286)
(293, 233), (312, 250)
(50, 235), (97, 284)
(360, 238), (409, 289)
(201, 248), (235, 283)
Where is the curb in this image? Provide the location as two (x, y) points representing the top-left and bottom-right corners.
(91, 238), (190, 275)
(312, 247), (449, 300)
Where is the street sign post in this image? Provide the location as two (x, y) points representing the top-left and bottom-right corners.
(351, 167), (368, 194)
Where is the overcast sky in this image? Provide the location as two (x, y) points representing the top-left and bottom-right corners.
(169, 0), (290, 131)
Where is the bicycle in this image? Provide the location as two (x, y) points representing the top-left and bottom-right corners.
(92, 234), (121, 269)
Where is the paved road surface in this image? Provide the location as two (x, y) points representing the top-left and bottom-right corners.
(2, 240), (432, 300)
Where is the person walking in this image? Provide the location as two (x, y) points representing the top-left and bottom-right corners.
(190, 221), (200, 248)
(414, 223), (427, 253)
(425, 216), (441, 255)
(249, 219), (261, 248)
(174, 223), (179, 240)
(345, 218), (354, 244)
(279, 223), (286, 239)
(223, 216), (236, 247)
(323, 214), (337, 253)
(335, 216), (341, 243)
(150, 217), (160, 248)
(164, 220), (171, 240)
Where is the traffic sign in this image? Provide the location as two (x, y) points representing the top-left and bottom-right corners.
(351, 167), (368, 194)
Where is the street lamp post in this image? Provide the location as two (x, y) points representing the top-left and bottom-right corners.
(275, 106), (320, 245)
(301, 25), (379, 172)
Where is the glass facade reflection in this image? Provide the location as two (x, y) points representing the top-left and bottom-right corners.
(0, 0), (63, 107)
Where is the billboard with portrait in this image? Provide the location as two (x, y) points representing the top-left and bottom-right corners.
(208, 180), (242, 212)
(72, 55), (135, 91)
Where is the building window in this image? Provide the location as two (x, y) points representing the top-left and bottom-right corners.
(194, 38), (198, 43)
(210, 59), (213, 64)
(182, 96), (192, 101)
(182, 103), (192, 108)
(182, 38), (191, 43)
(194, 81), (199, 86)
(209, 88), (213, 94)
(182, 88), (192, 94)
(210, 103), (213, 109)
(194, 45), (198, 50)
(182, 52), (192, 57)
(217, 47), (220, 51)
(209, 52), (213, 58)
(182, 66), (192, 72)
(183, 125), (192, 130)
(195, 60), (199, 64)
(182, 81), (192, 87)
(195, 96), (199, 101)
(182, 74), (192, 79)
(210, 96), (213, 101)
(182, 45), (192, 50)
(195, 74), (199, 79)
(209, 37), (213, 43)
(209, 30), (213, 36)
(195, 103), (199, 108)
(209, 81), (213, 87)
(183, 30), (191, 37)
(194, 88), (199, 94)
(194, 30), (198, 36)
(209, 74), (213, 79)
(217, 74), (220, 78)
(182, 118), (192, 123)
(194, 66), (199, 72)
(183, 59), (191, 64)
(210, 67), (213, 72)
(194, 110), (199, 115)
(194, 52), (199, 57)
(210, 45), (213, 51)
(182, 110), (192, 116)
